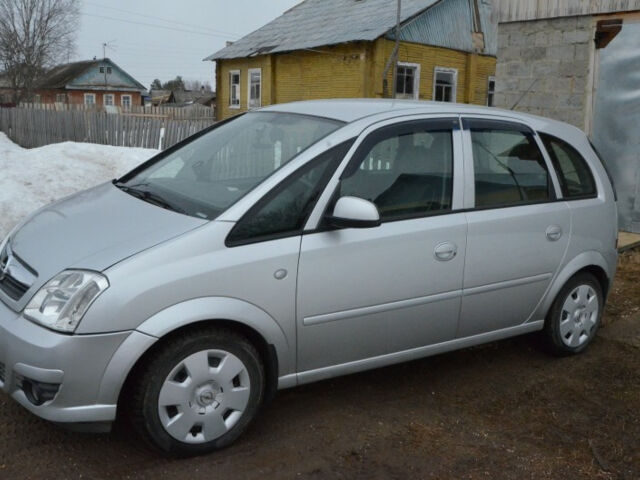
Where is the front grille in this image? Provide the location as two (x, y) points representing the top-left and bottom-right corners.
(0, 361), (5, 383)
(0, 274), (28, 301)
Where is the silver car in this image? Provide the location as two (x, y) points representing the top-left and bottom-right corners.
(0, 100), (618, 455)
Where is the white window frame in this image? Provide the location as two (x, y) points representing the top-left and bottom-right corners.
(229, 70), (241, 109)
(121, 94), (132, 108)
(55, 93), (66, 104)
(433, 67), (458, 103)
(103, 93), (114, 106)
(395, 62), (421, 100)
(247, 68), (262, 109)
(84, 93), (96, 105)
(487, 75), (496, 107)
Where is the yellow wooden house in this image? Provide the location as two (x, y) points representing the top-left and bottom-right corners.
(206, 0), (497, 120)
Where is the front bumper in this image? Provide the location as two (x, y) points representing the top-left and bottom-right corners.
(0, 298), (148, 424)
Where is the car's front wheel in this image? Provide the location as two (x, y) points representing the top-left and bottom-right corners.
(128, 327), (265, 456)
(545, 272), (603, 355)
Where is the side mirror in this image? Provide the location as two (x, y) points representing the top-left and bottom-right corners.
(327, 196), (381, 229)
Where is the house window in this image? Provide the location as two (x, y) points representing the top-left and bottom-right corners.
(248, 68), (262, 109)
(487, 76), (496, 107)
(99, 67), (104, 73)
(107, 67), (112, 74)
(229, 70), (240, 108)
(104, 94), (114, 106)
(121, 94), (132, 108)
(84, 93), (96, 105)
(395, 63), (420, 100)
(33, 94), (41, 104)
(55, 93), (67, 104)
(433, 67), (457, 103)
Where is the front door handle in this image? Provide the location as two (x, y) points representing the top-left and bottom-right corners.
(546, 225), (563, 242)
(434, 242), (458, 262)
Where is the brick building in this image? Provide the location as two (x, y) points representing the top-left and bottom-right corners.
(494, 0), (640, 233)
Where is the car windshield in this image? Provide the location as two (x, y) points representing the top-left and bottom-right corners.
(115, 112), (343, 220)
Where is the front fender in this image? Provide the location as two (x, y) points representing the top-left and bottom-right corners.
(96, 297), (294, 407)
(534, 250), (614, 320)
(137, 296), (292, 373)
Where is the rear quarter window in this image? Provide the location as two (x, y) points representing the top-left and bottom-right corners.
(540, 133), (597, 199)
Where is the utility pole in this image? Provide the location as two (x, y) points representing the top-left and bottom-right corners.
(382, 0), (401, 98)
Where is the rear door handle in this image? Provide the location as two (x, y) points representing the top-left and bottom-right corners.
(546, 225), (563, 242)
(434, 242), (458, 261)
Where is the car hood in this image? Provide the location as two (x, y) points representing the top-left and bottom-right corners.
(7, 182), (206, 307)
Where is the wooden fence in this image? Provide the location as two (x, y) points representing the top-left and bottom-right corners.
(19, 102), (215, 120)
(0, 107), (215, 150)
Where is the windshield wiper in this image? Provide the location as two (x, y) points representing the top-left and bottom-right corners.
(114, 182), (187, 215)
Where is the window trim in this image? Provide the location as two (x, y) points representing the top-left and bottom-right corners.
(121, 94), (132, 108)
(539, 132), (598, 201)
(433, 67), (458, 103)
(247, 68), (262, 109)
(487, 76), (496, 107)
(462, 117), (559, 210)
(395, 62), (421, 100)
(103, 93), (115, 106)
(229, 69), (241, 109)
(84, 93), (96, 105)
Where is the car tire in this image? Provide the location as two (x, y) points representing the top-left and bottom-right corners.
(545, 272), (603, 356)
(128, 327), (265, 456)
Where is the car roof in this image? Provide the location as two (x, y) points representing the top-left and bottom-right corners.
(260, 99), (577, 133)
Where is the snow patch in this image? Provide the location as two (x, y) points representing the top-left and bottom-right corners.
(0, 133), (158, 238)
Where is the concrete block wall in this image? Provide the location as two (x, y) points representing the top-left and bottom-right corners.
(494, 16), (593, 129)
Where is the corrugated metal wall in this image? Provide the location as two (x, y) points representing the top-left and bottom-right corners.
(497, 0), (640, 22)
(387, 0), (497, 56)
(592, 22), (640, 233)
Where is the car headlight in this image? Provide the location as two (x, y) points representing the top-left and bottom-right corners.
(24, 270), (109, 333)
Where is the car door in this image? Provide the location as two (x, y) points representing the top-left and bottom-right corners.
(458, 118), (570, 338)
(296, 118), (467, 375)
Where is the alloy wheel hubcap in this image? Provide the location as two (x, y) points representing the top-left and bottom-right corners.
(559, 285), (599, 348)
(158, 349), (250, 444)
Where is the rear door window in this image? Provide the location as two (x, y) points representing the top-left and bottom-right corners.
(464, 119), (552, 208)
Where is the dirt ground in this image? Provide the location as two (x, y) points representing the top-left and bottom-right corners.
(0, 253), (639, 480)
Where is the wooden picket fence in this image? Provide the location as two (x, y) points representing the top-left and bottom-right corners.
(19, 102), (215, 120)
(0, 107), (215, 150)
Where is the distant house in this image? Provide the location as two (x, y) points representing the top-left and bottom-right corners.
(0, 74), (13, 106)
(150, 89), (171, 106)
(168, 89), (216, 108)
(205, 0), (497, 120)
(33, 58), (146, 108)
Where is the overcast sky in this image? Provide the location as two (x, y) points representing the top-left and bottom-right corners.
(75, 0), (300, 91)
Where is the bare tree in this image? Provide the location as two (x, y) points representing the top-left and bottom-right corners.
(0, 0), (80, 103)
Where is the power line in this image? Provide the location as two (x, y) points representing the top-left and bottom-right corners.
(83, 0), (240, 38)
(82, 13), (236, 39)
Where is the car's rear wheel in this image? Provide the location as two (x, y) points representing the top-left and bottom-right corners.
(128, 327), (265, 456)
(545, 272), (603, 355)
